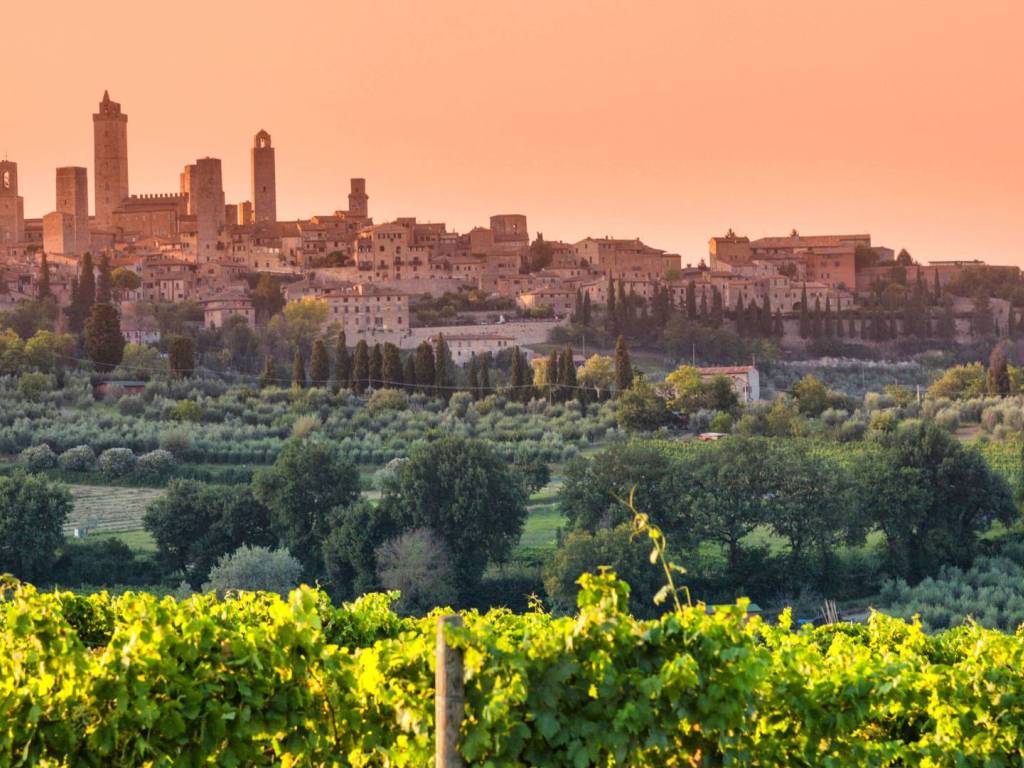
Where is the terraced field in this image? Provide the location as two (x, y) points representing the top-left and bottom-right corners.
(64, 485), (164, 536)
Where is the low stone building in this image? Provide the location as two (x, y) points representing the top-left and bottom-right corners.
(697, 365), (760, 404)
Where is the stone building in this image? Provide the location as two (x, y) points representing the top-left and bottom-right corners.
(710, 232), (869, 292)
(425, 333), (515, 365)
(251, 130), (277, 224)
(317, 284), (410, 338)
(0, 160), (24, 246)
(574, 237), (680, 281)
(55, 167), (89, 254)
(140, 259), (196, 302)
(93, 91), (129, 229)
(181, 158), (225, 263)
(42, 211), (77, 255)
(202, 291), (256, 329)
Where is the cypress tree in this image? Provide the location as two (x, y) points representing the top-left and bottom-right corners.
(334, 332), (351, 391)
(291, 350), (307, 390)
(824, 296), (834, 337)
(83, 303), (125, 372)
(572, 289), (583, 323)
(67, 277), (81, 333)
(773, 309), (784, 336)
(434, 335), (452, 397)
(352, 340), (369, 394)
(581, 292), (592, 326)
(614, 335), (632, 394)
(711, 288), (723, 327)
(700, 289), (709, 322)
(402, 354), (416, 391)
(835, 302), (844, 338)
(382, 342), (403, 386)
(735, 295), (745, 336)
(564, 344), (577, 395)
(309, 339), (329, 388)
(686, 281), (697, 320)
(1009, 303), (1018, 340)
(510, 346), (526, 401)
(369, 343), (383, 389)
(605, 273), (616, 332)
(78, 253), (96, 312)
(37, 253), (51, 299)
(849, 309), (857, 338)
(259, 355), (276, 389)
(468, 353), (480, 399)
(811, 297), (823, 338)
(480, 352), (492, 396)
(988, 342), (1011, 395)
(933, 270), (942, 302)
(96, 254), (113, 304)
(941, 296), (956, 339)
(546, 349), (559, 402)
(799, 284), (809, 339)
(414, 340), (435, 395)
(169, 335), (195, 379)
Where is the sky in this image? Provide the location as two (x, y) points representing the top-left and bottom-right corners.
(4, 0), (1023, 265)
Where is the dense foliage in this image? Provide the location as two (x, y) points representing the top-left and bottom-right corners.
(2, 574), (1024, 765)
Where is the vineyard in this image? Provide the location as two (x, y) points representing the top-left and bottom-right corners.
(63, 484), (163, 536)
(2, 574), (1023, 766)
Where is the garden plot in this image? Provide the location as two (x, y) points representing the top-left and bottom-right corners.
(64, 485), (164, 536)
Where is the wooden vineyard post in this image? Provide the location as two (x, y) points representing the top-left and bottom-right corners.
(435, 615), (465, 768)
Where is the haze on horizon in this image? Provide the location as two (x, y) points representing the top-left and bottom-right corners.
(5, 0), (1022, 265)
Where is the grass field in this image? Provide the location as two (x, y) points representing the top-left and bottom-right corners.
(64, 485), (163, 537)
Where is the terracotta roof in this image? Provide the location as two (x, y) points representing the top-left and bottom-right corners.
(750, 235), (869, 249)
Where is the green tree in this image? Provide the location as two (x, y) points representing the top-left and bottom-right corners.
(791, 374), (831, 416)
(291, 350), (307, 389)
(382, 342), (403, 387)
(309, 338), (329, 388)
(434, 335), (452, 394)
(479, 351), (492, 397)
(380, 437), (528, 591)
(616, 377), (669, 432)
(352, 340), (369, 394)
(259, 355), (276, 389)
(168, 335), (195, 379)
(614, 335), (632, 394)
(467, 353), (480, 399)
(78, 252), (96, 315)
(321, 500), (400, 598)
(402, 354), (416, 391)
(334, 332), (351, 390)
(369, 343), (384, 389)
(202, 546), (302, 597)
(509, 345), (528, 401)
(414, 341), (435, 395)
(37, 253), (51, 299)
(853, 422), (1015, 581)
(988, 342), (1010, 396)
(96, 254), (113, 304)
(0, 471), (72, 582)
(799, 284), (809, 339)
(252, 439), (361, 576)
(144, 481), (276, 588)
(84, 303), (125, 372)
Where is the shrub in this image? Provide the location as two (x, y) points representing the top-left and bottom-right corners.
(17, 372), (55, 401)
(97, 448), (137, 479)
(375, 528), (458, 614)
(709, 411), (733, 433)
(117, 394), (146, 416)
(291, 414), (321, 439)
(202, 545), (303, 597)
(135, 449), (177, 481)
(58, 445), (97, 472)
(158, 428), (192, 459)
(20, 444), (57, 472)
(170, 399), (204, 423)
(367, 388), (409, 415)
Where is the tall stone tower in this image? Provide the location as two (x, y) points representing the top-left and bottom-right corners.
(93, 90), (129, 229)
(251, 130), (276, 224)
(56, 167), (89, 254)
(0, 160), (25, 246)
(182, 158), (225, 263)
(348, 178), (368, 218)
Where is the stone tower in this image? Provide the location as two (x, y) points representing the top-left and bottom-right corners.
(0, 160), (25, 246)
(56, 167), (89, 254)
(93, 90), (129, 229)
(251, 130), (277, 224)
(348, 178), (368, 218)
(182, 157), (225, 263)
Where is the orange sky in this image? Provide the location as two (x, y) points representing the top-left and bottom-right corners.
(5, 1), (1023, 264)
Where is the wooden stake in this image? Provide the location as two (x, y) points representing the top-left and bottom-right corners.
(435, 614), (464, 768)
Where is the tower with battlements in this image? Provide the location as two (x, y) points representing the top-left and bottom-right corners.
(348, 178), (368, 218)
(251, 130), (277, 224)
(93, 91), (129, 229)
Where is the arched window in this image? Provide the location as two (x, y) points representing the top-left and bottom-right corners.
(1, 171), (10, 190)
